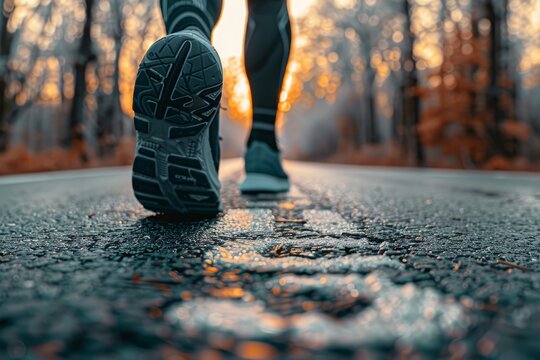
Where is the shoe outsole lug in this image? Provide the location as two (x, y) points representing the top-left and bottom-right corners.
(133, 157), (157, 178)
(133, 177), (163, 196)
(190, 170), (211, 188)
(169, 123), (206, 139)
(138, 148), (155, 158)
(132, 32), (223, 216)
(134, 193), (173, 208)
(134, 117), (149, 133)
(168, 155), (203, 170)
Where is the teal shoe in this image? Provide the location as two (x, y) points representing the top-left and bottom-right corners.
(240, 141), (290, 194)
(132, 31), (223, 216)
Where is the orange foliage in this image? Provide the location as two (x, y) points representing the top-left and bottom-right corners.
(0, 137), (135, 175)
(418, 24), (528, 168)
(223, 58), (251, 126)
(500, 120), (531, 141)
(0, 146), (89, 175)
(486, 155), (512, 170)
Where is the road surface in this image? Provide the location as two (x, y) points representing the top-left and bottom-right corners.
(0, 160), (539, 359)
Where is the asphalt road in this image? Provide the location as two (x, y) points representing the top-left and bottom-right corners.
(0, 160), (539, 359)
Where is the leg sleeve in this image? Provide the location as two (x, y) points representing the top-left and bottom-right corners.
(244, 0), (291, 149)
(160, 0), (223, 39)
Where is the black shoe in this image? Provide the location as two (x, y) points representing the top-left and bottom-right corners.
(132, 31), (223, 216)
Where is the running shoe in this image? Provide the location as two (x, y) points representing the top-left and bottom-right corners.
(132, 31), (223, 216)
(240, 140), (290, 194)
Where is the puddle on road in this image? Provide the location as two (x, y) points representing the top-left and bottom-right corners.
(213, 208), (361, 240)
(265, 273), (377, 301)
(167, 272), (467, 350)
(168, 299), (286, 340)
(213, 209), (274, 236)
(284, 273), (467, 349)
(303, 210), (359, 236)
(191, 206), (464, 350)
(206, 238), (402, 274)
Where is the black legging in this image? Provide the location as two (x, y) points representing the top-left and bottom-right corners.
(160, 0), (291, 150)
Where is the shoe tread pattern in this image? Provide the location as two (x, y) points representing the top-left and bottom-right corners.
(132, 32), (222, 216)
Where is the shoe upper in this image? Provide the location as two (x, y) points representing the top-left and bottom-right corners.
(244, 141), (288, 180)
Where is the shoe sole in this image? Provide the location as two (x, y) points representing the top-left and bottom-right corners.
(132, 31), (223, 216)
(240, 173), (291, 194)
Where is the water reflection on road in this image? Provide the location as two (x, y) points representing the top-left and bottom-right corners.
(164, 187), (468, 352)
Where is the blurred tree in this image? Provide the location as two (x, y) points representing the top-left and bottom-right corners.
(401, 0), (423, 165)
(96, 0), (126, 157)
(417, 0), (531, 169)
(3, 1), (54, 144)
(485, 0), (505, 156)
(300, 0), (406, 148)
(335, 0), (388, 144)
(1, 0), (539, 173)
(68, 0), (96, 161)
(0, 0), (13, 151)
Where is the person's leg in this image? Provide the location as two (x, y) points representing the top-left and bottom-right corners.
(132, 1), (224, 216)
(240, 0), (292, 194)
(160, 0), (222, 39)
(244, 0), (291, 151)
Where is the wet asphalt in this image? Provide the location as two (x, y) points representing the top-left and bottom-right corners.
(0, 160), (539, 359)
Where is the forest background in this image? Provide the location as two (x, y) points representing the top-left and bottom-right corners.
(0, 0), (539, 174)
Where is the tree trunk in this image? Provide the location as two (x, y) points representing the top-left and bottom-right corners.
(97, 0), (124, 157)
(391, 80), (401, 143)
(500, 0), (519, 156)
(402, 0), (424, 165)
(68, 0), (95, 159)
(0, 0), (13, 152)
(365, 67), (379, 143)
(485, 0), (505, 156)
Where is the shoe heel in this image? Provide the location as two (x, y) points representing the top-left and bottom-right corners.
(132, 144), (221, 215)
